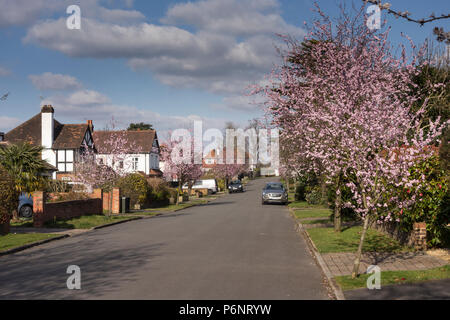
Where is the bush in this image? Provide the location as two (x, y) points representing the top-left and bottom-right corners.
(147, 178), (171, 204)
(398, 155), (449, 247)
(295, 183), (307, 201)
(0, 165), (18, 225)
(305, 186), (322, 205)
(116, 174), (151, 208)
(48, 191), (91, 203)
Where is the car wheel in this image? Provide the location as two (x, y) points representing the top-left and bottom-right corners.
(262, 200), (265, 205)
(19, 205), (33, 218)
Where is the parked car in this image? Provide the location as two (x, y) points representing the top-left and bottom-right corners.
(18, 193), (33, 218)
(228, 180), (244, 193)
(182, 179), (218, 194)
(261, 182), (288, 205)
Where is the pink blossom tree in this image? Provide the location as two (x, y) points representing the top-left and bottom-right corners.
(211, 163), (247, 190)
(260, 5), (448, 277)
(74, 131), (142, 192)
(160, 134), (203, 197)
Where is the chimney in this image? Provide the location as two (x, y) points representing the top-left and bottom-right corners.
(41, 105), (54, 149)
(87, 120), (94, 132)
(0, 132), (4, 142)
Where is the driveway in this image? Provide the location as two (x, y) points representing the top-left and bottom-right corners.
(0, 178), (328, 299)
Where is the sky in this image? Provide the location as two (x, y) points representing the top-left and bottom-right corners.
(0, 0), (448, 139)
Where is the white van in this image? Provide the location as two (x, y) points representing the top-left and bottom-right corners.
(182, 179), (218, 194)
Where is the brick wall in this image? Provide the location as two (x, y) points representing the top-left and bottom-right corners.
(102, 188), (121, 214)
(33, 190), (102, 228)
(371, 221), (427, 251)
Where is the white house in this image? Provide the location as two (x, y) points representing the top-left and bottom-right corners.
(3, 105), (95, 180)
(93, 130), (162, 177)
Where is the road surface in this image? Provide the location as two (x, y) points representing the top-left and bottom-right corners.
(0, 177), (328, 299)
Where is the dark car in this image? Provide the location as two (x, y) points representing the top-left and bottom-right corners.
(228, 180), (244, 193)
(262, 182), (288, 205)
(18, 193), (33, 218)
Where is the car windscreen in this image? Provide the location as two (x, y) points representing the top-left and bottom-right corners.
(264, 184), (283, 190)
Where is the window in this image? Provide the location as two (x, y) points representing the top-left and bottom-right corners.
(99, 158), (104, 165)
(57, 149), (74, 172)
(119, 161), (124, 169)
(132, 157), (139, 171)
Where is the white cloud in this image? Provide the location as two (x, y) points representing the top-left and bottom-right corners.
(162, 0), (304, 38)
(0, 0), (145, 27)
(29, 72), (82, 91)
(23, 0), (305, 98)
(40, 89), (231, 137)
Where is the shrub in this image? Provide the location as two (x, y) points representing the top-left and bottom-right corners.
(398, 155), (449, 247)
(0, 165), (18, 225)
(295, 182), (307, 201)
(147, 178), (171, 203)
(48, 191), (91, 203)
(116, 174), (151, 208)
(305, 186), (322, 205)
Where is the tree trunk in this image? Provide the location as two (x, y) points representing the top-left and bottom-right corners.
(351, 216), (370, 278)
(334, 189), (342, 232)
(334, 175), (342, 232)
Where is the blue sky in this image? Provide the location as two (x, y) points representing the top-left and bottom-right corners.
(0, 0), (448, 138)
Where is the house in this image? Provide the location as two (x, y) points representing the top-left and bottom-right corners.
(93, 130), (162, 177)
(3, 105), (95, 180)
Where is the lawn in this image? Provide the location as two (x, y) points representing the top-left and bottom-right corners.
(288, 200), (327, 209)
(43, 215), (135, 229)
(0, 233), (60, 252)
(335, 265), (450, 291)
(301, 218), (331, 225)
(307, 226), (411, 253)
(293, 208), (332, 219)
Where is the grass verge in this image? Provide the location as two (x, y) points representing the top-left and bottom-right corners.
(307, 226), (411, 253)
(0, 233), (60, 252)
(43, 215), (134, 229)
(335, 265), (450, 291)
(293, 208), (332, 219)
(288, 200), (326, 209)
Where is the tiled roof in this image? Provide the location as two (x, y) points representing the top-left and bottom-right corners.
(53, 124), (89, 149)
(93, 130), (157, 154)
(4, 112), (89, 149)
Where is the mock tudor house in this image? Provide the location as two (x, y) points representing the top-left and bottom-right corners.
(93, 130), (162, 177)
(3, 105), (95, 180)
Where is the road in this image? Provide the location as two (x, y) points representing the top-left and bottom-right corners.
(0, 178), (328, 299)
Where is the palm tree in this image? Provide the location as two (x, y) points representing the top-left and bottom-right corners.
(0, 143), (48, 193)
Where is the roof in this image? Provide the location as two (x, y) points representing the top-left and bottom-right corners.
(93, 130), (157, 154)
(53, 124), (89, 149)
(4, 112), (90, 149)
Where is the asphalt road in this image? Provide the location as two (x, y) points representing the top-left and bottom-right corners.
(0, 178), (328, 299)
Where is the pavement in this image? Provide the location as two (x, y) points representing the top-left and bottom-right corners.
(322, 251), (447, 276)
(0, 177), (328, 300)
(344, 279), (450, 300)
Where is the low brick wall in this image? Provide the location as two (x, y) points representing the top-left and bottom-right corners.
(102, 188), (121, 214)
(371, 221), (427, 250)
(33, 191), (102, 228)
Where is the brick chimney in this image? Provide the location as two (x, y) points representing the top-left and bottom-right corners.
(87, 120), (94, 132)
(41, 105), (54, 149)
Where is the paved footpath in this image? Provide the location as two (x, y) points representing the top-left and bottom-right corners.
(321, 251), (447, 276)
(0, 178), (328, 300)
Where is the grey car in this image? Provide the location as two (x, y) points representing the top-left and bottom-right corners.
(261, 182), (288, 205)
(18, 193), (33, 218)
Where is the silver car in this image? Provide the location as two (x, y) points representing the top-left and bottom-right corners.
(261, 182), (288, 205)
